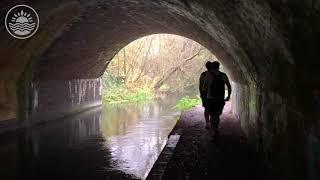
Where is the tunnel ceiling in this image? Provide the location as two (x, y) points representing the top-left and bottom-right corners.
(0, 0), (319, 86)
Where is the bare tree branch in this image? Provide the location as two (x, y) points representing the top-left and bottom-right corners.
(153, 47), (204, 90)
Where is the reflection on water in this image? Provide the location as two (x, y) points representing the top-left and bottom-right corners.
(101, 100), (180, 179)
(0, 97), (179, 180)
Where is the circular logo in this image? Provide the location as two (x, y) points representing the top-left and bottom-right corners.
(5, 5), (39, 39)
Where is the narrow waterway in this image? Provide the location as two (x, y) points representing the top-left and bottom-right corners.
(0, 97), (180, 180)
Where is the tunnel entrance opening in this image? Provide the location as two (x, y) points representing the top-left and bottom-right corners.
(101, 33), (233, 107)
(100, 33), (235, 179)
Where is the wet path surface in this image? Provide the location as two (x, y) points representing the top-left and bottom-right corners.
(161, 104), (260, 180)
(0, 99), (179, 180)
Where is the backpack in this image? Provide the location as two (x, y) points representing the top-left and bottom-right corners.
(208, 72), (225, 99)
(200, 71), (208, 93)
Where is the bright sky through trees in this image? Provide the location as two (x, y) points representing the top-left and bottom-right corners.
(103, 34), (221, 105)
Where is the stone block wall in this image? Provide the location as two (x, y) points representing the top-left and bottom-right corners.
(232, 80), (306, 179)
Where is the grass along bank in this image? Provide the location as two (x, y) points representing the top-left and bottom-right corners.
(103, 85), (201, 112)
(103, 85), (154, 104)
(173, 96), (201, 111)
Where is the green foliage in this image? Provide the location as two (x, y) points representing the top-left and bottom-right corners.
(128, 88), (154, 103)
(103, 85), (154, 104)
(174, 96), (201, 111)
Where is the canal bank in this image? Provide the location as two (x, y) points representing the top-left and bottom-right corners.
(147, 104), (260, 180)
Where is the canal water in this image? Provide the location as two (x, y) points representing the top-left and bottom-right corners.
(0, 97), (180, 180)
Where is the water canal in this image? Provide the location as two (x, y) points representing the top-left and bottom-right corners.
(0, 97), (181, 180)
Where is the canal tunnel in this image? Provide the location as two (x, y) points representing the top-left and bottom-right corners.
(0, 0), (319, 179)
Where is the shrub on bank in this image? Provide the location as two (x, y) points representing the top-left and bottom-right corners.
(174, 96), (201, 111)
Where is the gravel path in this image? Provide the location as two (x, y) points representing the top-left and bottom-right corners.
(162, 104), (260, 180)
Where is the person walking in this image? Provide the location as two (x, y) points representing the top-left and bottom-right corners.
(204, 61), (231, 139)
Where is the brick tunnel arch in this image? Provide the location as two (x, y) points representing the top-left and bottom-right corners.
(1, 0), (319, 179)
(31, 28), (249, 119)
